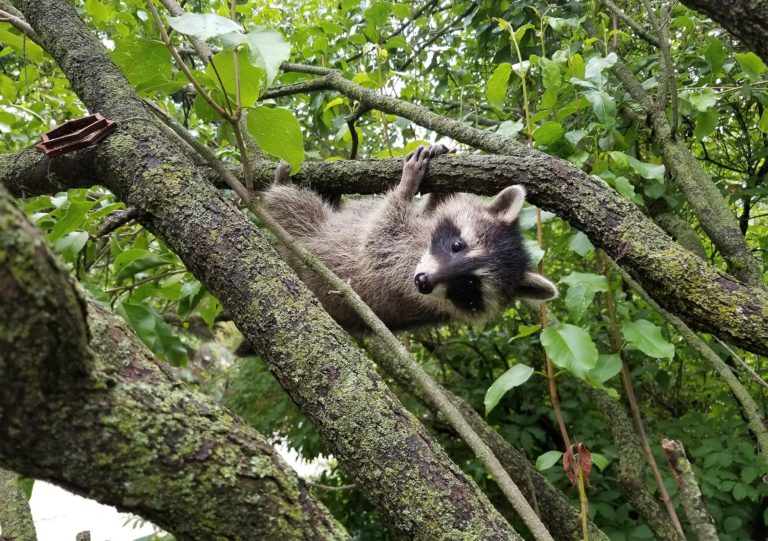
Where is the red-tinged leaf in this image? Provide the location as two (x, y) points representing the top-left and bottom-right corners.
(563, 443), (592, 487)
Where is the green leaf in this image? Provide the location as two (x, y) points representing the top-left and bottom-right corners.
(759, 109), (768, 133)
(584, 52), (616, 88)
(167, 13), (242, 41)
(584, 90), (616, 127)
(487, 63), (512, 111)
(513, 23), (534, 45)
(588, 354), (622, 384)
(735, 52), (767, 80)
(610, 152), (665, 181)
(178, 281), (206, 320)
(47, 201), (96, 242)
(113, 250), (169, 282)
(533, 121), (564, 145)
(695, 109), (719, 139)
(223, 27), (291, 89)
(535, 450), (563, 471)
(613, 176), (641, 204)
(365, 2), (392, 26)
(111, 37), (173, 94)
(687, 88), (717, 112)
(496, 119), (524, 138)
(569, 53), (585, 81)
(540, 57), (561, 91)
(0, 27), (45, 63)
(392, 3), (410, 19)
(524, 239), (544, 266)
(53, 231), (89, 261)
(116, 301), (187, 365)
(508, 324), (541, 342)
(246, 106), (304, 172)
(568, 231), (594, 257)
(484, 364), (535, 415)
(558, 272), (608, 322)
(205, 49), (264, 107)
(704, 38), (725, 74)
(591, 453), (610, 471)
(622, 319), (675, 359)
(541, 324), (599, 378)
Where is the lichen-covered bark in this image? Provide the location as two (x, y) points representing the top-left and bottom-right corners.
(0, 469), (36, 541)
(364, 337), (608, 541)
(0, 184), (349, 541)
(10, 1), (523, 538)
(682, 0), (768, 61)
(662, 440), (720, 541)
(588, 390), (684, 541)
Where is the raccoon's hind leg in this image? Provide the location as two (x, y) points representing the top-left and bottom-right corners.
(393, 144), (450, 202)
(263, 164), (331, 238)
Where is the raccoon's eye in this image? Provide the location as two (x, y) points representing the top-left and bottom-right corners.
(451, 239), (465, 253)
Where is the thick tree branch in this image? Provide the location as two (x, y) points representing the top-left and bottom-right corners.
(0, 183), (349, 541)
(10, 1), (523, 537)
(681, 0), (768, 61)
(5, 146), (768, 356)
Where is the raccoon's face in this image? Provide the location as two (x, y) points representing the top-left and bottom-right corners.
(413, 186), (557, 320)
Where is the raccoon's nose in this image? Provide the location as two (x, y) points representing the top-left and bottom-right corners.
(414, 273), (433, 294)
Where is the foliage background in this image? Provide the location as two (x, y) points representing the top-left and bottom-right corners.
(2, 0), (767, 539)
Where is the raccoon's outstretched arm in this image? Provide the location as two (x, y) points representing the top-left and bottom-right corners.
(392, 144), (449, 203)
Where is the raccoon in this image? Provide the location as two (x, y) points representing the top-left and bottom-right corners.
(263, 144), (557, 333)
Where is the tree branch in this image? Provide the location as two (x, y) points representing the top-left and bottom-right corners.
(0, 183), (348, 540)
(681, 0), (768, 61)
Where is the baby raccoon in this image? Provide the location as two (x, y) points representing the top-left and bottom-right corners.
(263, 144), (557, 332)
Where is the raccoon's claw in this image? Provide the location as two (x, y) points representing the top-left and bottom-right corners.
(427, 143), (451, 158)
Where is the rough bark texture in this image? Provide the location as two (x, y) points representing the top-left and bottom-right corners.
(0, 184), (349, 541)
(365, 335), (610, 541)
(588, 390), (684, 541)
(0, 469), (36, 541)
(9, 1), (523, 538)
(662, 440), (720, 541)
(682, 0), (768, 61)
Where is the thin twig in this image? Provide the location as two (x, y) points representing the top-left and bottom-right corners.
(157, 0), (213, 64)
(305, 481), (356, 492)
(713, 337), (768, 389)
(0, 8), (37, 39)
(398, 2), (478, 71)
(146, 0), (228, 118)
(601, 0), (660, 47)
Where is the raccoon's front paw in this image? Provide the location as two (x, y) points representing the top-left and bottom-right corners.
(401, 145), (449, 196)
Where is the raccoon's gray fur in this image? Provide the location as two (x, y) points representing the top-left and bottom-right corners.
(263, 144), (557, 332)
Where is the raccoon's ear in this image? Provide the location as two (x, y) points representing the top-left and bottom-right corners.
(515, 271), (558, 300)
(488, 185), (526, 224)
